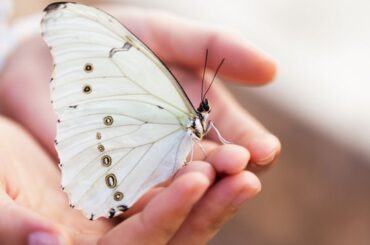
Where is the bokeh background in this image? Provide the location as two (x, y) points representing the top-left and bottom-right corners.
(115, 1), (370, 244)
(11, 0), (370, 244)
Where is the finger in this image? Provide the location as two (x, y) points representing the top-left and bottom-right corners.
(155, 140), (219, 187)
(174, 161), (216, 183)
(192, 140), (219, 161)
(0, 203), (68, 245)
(209, 83), (281, 165)
(124, 160), (216, 217)
(99, 172), (210, 245)
(121, 187), (164, 219)
(122, 141), (219, 218)
(169, 171), (261, 245)
(123, 145), (249, 217)
(110, 6), (276, 84)
(205, 144), (249, 175)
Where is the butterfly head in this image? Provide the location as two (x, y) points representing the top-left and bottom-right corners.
(197, 99), (211, 114)
(196, 99), (211, 130)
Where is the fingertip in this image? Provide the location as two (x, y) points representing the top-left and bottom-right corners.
(246, 134), (281, 166)
(217, 33), (278, 85)
(206, 144), (250, 175)
(28, 231), (65, 245)
(168, 172), (210, 206)
(229, 171), (262, 195)
(0, 205), (69, 245)
(241, 171), (262, 195)
(255, 54), (278, 84)
(229, 144), (251, 163)
(231, 171), (261, 207)
(237, 49), (278, 85)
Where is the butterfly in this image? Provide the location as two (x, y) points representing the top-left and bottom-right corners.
(41, 2), (227, 220)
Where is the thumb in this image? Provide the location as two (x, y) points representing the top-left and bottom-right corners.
(0, 203), (68, 245)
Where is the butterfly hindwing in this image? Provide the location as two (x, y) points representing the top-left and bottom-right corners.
(42, 2), (195, 219)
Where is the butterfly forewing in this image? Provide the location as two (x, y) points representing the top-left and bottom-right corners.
(42, 2), (195, 219)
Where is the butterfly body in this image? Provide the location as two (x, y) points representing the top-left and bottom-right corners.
(41, 2), (214, 220)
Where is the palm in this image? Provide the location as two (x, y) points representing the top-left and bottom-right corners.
(3, 134), (112, 242)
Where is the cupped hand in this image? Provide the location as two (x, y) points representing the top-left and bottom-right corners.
(0, 5), (280, 165)
(0, 117), (260, 244)
(0, 5), (280, 245)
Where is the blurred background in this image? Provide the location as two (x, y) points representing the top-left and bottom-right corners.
(114, 1), (370, 244)
(9, 0), (370, 244)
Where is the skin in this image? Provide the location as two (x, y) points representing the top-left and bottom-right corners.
(0, 4), (281, 245)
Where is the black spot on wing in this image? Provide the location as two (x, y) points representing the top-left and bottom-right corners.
(109, 208), (116, 219)
(44, 2), (74, 12)
(117, 205), (128, 212)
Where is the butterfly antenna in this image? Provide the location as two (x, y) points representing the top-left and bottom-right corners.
(201, 49), (209, 101)
(203, 58), (225, 99)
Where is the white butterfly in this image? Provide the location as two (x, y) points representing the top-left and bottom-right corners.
(41, 2), (226, 220)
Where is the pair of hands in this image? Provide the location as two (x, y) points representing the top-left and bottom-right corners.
(0, 5), (280, 245)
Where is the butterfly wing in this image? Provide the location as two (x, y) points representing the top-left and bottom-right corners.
(41, 2), (195, 219)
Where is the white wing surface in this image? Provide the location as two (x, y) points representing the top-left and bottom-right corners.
(41, 2), (195, 220)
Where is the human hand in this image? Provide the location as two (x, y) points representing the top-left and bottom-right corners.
(0, 117), (260, 244)
(0, 5), (280, 244)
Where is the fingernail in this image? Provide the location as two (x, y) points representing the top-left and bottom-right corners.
(232, 190), (255, 207)
(249, 136), (280, 165)
(28, 231), (64, 245)
(232, 184), (261, 207)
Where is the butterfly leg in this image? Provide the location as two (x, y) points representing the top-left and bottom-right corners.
(208, 121), (231, 145)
